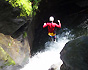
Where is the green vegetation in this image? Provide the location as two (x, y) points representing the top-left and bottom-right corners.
(23, 31), (27, 38)
(8, 43), (12, 47)
(0, 46), (15, 67)
(5, 0), (41, 17)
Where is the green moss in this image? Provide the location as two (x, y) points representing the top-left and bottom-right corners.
(8, 43), (12, 47)
(23, 31), (27, 38)
(4, 54), (15, 66)
(0, 46), (15, 66)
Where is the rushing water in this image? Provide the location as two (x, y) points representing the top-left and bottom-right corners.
(20, 31), (70, 70)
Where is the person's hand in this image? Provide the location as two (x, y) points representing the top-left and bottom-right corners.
(44, 23), (46, 25)
(58, 20), (60, 24)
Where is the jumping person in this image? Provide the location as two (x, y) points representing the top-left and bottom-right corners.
(43, 16), (61, 41)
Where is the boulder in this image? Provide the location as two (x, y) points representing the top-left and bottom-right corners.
(0, 33), (30, 69)
(60, 36), (88, 70)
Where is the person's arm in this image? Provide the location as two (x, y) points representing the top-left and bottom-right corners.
(55, 20), (61, 28)
(43, 23), (47, 28)
(58, 20), (60, 24)
(55, 23), (61, 28)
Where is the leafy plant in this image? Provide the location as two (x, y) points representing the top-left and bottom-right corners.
(5, 0), (41, 17)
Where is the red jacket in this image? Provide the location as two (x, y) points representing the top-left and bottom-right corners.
(43, 22), (61, 33)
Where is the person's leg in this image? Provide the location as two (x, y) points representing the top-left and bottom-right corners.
(49, 36), (52, 41)
(54, 35), (56, 41)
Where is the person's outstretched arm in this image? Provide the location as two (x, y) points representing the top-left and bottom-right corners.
(55, 23), (61, 28)
(43, 23), (47, 28)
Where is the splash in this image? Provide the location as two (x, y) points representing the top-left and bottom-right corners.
(20, 34), (69, 70)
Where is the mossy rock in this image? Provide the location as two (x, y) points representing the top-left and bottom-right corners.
(0, 46), (15, 67)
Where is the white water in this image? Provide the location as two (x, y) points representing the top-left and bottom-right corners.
(20, 33), (70, 70)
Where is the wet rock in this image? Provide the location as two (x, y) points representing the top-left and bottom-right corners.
(0, 33), (30, 69)
(48, 64), (60, 70)
(60, 36), (88, 70)
(0, 0), (31, 35)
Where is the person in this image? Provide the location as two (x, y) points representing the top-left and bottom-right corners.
(43, 16), (61, 41)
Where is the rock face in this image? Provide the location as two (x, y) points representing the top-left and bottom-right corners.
(0, 1), (32, 69)
(0, 0), (34, 49)
(38, 0), (88, 27)
(0, 1), (35, 69)
(60, 36), (88, 70)
(0, 33), (30, 68)
(0, 0), (28, 35)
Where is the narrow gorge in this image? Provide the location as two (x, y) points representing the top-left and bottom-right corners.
(0, 0), (88, 70)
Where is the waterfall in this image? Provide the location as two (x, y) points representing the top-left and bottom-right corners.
(20, 31), (70, 70)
